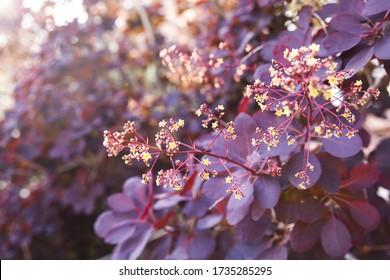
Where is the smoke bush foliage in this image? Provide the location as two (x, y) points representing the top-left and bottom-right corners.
(1, 0), (390, 259)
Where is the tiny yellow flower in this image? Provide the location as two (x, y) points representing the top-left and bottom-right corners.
(212, 121), (218, 129)
(346, 131), (355, 139)
(159, 120), (167, 127)
(324, 90), (333, 100)
(195, 109), (202, 116)
(283, 106), (291, 117)
(306, 57), (317, 67)
(178, 119), (185, 127)
(328, 76), (338, 86)
(227, 125), (234, 134)
(142, 152), (152, 161)
(275, 109), (283, 117)
(217, 105), (225, 111)
(225, 176), (233, 184)
(202, 158), (211, 166)
(314, 126), (322, 134)
(309, 43), (320, 52)
(168, 141), (178, 150)
(288, 138), (295, 145)
(290, 48), (299, 58)
(309, 86), (320, 98)
(354, 80), (362, 86)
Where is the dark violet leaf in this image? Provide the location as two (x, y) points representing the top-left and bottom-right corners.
(286, 152), (322, 189)
(274, 202), (300, 224)
(345, 46), (374, 76)
(104, 221), (137, 244)
(339, 0), (365, 19)
(321, 133), (362, 158)
(226, 242), (270, 260)
(316, 154), (343, 193)
(298, 197), (325, 223)
(151, 235), (172, 259)
(296, 6), (312, 32)
(107, 193), (136, 213)
(183, 196), (210, 218)
(253, 175), (281, 209)
(343, 163), (380, 191)
(201, 176), (229, 203)
(153, 195), (187, 210)
(290, 220), (323, 253)
(321, 217), (352, 258)
(235, 215), (270, 242)
(376, 138), (390, 171)
(122, 177), (151, 209)
(347, 201), (380, 230)
(166, 234), (189, 260)
(253, 63), (272, 84)
(187, 232), (216, 259)
(226, 177), (254, 225)
(374, 33), (390, 60)
(112, 223), (153, 260)
(251, 199), (266, 221)
(323, 32), (361, 53)
(196, 214), (223, 230)
(94, 211), (131, 238)
(257, 245), (287, 260)
(362, 0), (390, 16)
(330, 14), (370, 35)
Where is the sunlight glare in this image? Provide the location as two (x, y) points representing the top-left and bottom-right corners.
(0, 0), (13, 14)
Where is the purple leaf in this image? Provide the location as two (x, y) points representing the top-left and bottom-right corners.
(151, 235), (172, 259)
(298, 197), (325, 223)
(338, 0), (365, 19)
(330, 14), (370, 35)
(257, 245), (287, 260)
(226, 177), (254, 225)
(107, 193), (137, 213)
(112, 223), (153, 259)
(226, 242), (270, 260)
(122, 177), (151, 210)
(321, 133), (362, 158)
(201, 176), (229, 203)
(153, 195), (187, 210)
(374, 33), (390, 60)
(183, 196), (210, 218)
(187, 232), (216, 259)
(343, 163), (380, 191)
(345, 46), (374, 76)
(286, 152), (322, 189)
(376, 138), (390, 171)
(321, 217), (352, 258)
(253, 175), (281, 209)
(104, 221), (137, 244)
(235, 215), (270, 242)
(94, 211), (132, 238)
(274, 202), (300, 224)
(347, 201), (381, 230)
(362, 0), (390, 16)
(324, 32), (361, 53)
(196, 214), (223, 230)
(316, 154), (343, 193)
(290, 220), (324, 253)
(251, 200), (266, 221)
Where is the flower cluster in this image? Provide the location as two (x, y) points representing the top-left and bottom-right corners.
(195, 103), (236, 140)
(246, 44), (380, 147)
(160, 45), (225, 90)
